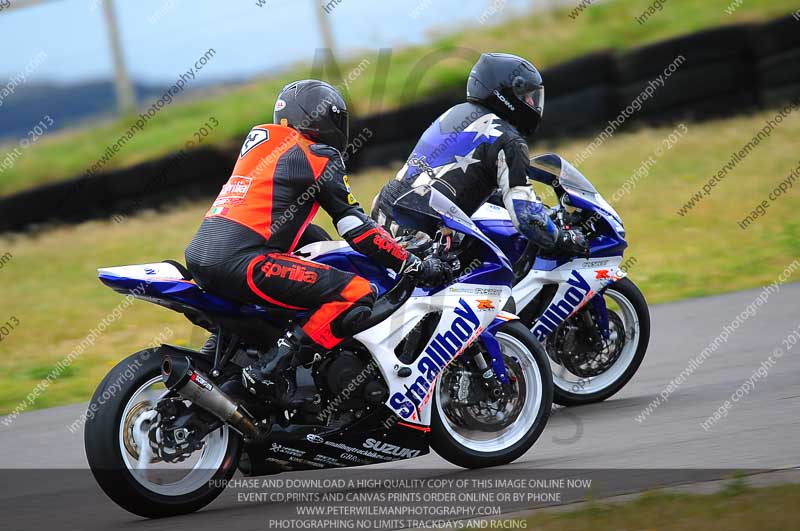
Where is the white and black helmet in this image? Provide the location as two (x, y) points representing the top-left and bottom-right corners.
(274, 79), (349, 152)
(467, 53), (545, 136)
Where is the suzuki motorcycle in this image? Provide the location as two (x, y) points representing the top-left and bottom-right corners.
(472, 154), (650, 406)
(84, 190), (552, 518)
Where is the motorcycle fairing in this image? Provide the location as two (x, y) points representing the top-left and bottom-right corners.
(98, 262), (268, 317)
(354, 285), (511, 427)
(471, 155), (630, 343)
(513, 256), (627, 343)
(469, 202), (529, 264)
(529, 153), (626, 256)
(240, 405), (430, 475)
(354, 194), (517, 427)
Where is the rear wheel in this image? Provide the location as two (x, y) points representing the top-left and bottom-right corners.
(431, 321), (553, 468)
(85, 350), (241, 518)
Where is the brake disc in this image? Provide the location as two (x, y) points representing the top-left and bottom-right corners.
(123, 401), (161, 463)
(441, 356), (522, 432)
(549, 308), (625, 378)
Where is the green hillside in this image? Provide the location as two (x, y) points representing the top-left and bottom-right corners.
(0, 0), (796, 196)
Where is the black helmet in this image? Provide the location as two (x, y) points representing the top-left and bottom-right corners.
(274, 79), (349, 152)
(466, 53), (544, 136)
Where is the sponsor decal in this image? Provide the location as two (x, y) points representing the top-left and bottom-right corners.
(240, 128), (270, 157)
(355, 227), (408, 262)
(190, 371), (213, 391)
(389, 299), (483, 419)
(595, 269), (610, 280)
(261, 262), (318, 283)
(274, 99), (286, 112)
(265, 457), (291, 468)
(213, 175), (252, 207)
(532, 271), (593, 342)
(340, 452), (371, 464)
(313, 454), (342, 466)
(494, 90), (515, 111)
(577, 259), (610, 268)
(407, 154), (437, 179)
(288, 456), (325, 468)
(476, 299), (495, 310)
(306, 434), (324, 444)
(323, 440), (393, 462)
(343, 174), (357, 205)
(144, 267), (156, 275)
(447, 286), (502, 296)
(476, 287), (503, 296)
(448, 286), (477, 295)
(363, 438), (421, 459)
(270, 442), (305, 458)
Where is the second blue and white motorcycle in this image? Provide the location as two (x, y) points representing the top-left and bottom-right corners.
(473, 154), (651, 406)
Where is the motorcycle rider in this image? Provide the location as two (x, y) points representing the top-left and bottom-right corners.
(185, 79), (443, 403)
(372, 52), (588, 257)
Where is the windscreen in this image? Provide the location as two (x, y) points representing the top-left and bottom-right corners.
(558, 159), (597, 194)
(528, 154), (596, 194)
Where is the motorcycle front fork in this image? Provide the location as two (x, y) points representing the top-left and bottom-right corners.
(470, 333), (512, 399)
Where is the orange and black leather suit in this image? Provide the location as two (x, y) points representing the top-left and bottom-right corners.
(186, 124), (410, 349)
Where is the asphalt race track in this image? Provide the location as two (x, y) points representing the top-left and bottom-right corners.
(1, 283), (799, 530)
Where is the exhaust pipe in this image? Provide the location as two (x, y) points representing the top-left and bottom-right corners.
(161, 355), (261, 439)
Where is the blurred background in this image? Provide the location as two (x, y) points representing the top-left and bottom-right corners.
(0, 0), (798, 454)
(0, 0), (541, 139)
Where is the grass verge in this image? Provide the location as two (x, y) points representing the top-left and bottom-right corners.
(506, 482), (800, 531)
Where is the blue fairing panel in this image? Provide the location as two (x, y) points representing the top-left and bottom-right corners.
(474, 219), (529, 264)
(97, 274), (270, 317)
(312, 247), (398, 296)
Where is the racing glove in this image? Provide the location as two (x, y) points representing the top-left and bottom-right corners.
(400, 254), (448, 287)
(550, 227), (590, 258)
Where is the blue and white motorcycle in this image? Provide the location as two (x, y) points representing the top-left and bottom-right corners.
(472, 154), (651, 406)
(84, 190), (552, 518)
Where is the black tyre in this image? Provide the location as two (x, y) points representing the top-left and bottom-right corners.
(551, 277), (650, 406)
(752, 14), (800, 58)
(615, 24), (753, 83)
(757, 48), (800, 89)
(760, 82), (800, 108)
(541, 51), (617, 95)
(540, 85), (615, 137)
(431, 321), (553, 468)
(85, 349), (241, 518)
(616, 59), (754, 117)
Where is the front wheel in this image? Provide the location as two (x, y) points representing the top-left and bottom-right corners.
(549, 277), (651, 406)
(431, 321), (553, 468)
(84, 349), (241, 518)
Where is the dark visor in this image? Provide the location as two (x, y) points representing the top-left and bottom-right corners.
(515, 85), (544, 115)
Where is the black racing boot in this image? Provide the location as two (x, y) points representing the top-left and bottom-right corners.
(241, 326), (319, 404)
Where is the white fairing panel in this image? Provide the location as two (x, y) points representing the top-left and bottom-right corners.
(355, 283), (511, 427)
(512, 257), (626, 342)
(472, 202), (512, 221)
(97, 262), (184, 280)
